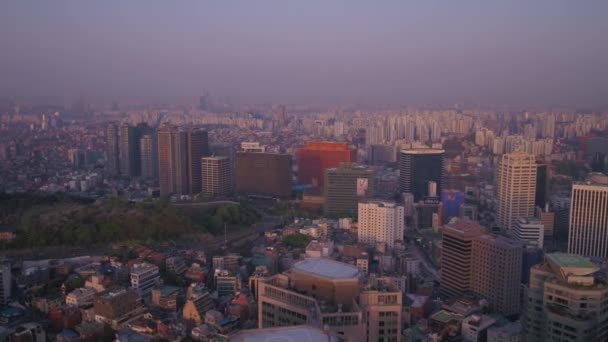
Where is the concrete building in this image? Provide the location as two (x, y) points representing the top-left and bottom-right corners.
(512, 217), (545, 248)
(130, 262), (160, 297)
(65, 287), (96, 308)
(105, 122), (120, 175)
(567, 173), (608, 258)
(201, 156), (231, 197)
(258, 259), (365, 340)
(471, 234), (523, 316)
(182, 287), (215, 325)
(151, 285), (179, 311)
(297, 141), (356, 188)
(357, 200), (404, 250)
(139, 134), (157, 179)
(487, 321), (522, 342)
(536, 204), (555, 241)
(525, 253), (608, 342)
(235, 151), (292, 198)
(229, 326), (338, 342)
(359, 290), (403, 342)
(440, 219), (483, 298)
(94, 288), (141, 328)
(496, 151), (537, 232)
(398, 149), (445, 201)
(461, 314), (497, 342)
(324, 163), (374, 217)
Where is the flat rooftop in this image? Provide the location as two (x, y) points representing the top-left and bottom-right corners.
(293, 258), (359, 279)
(401, 148), (445, 154)
(548, 253), (595, 269)
(230, 326), (337, 342)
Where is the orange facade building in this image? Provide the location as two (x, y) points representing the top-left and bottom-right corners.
(297, 141), (356, 188)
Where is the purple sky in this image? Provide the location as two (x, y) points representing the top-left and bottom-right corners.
(1, 1), (607, 106)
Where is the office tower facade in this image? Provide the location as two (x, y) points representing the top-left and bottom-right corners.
(358, 200), (404, 250)
(158, 125), (208, 196)
(525, 253), (608, 342)
(369, 144), (397, 165)
(398, 149), (445, 201)
(536, 205), (555, 240)
(440, 219), (483, 298)
(186, 128), (209, 194)
(567, 173), (608, 258)
(106, 122), (120, 175)
(235, 152), (292, 198)
(535, 163), (548, 207)
(324, 164), (374, 216)
(359, 290), (403, 342)
(470, 235), (522, 316)
(512, 217), (545, 248)
(297, 141), (356, 188)
(496, 151), (537, 231)
(0, 263), (11, 306)
(119, 122), (143, 177)
(201, 156), (230, 197)
(139, 134), (157, 179)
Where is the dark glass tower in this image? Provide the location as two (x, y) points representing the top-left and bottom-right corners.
(398, 149), (445, 202)
(535, 163), (548, 207)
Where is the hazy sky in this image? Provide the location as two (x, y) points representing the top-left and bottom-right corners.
(1, 1), (607, 106)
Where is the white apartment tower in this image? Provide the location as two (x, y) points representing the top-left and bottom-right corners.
(496, 151), (537, 231)
(358, 200), (404, 249)
(568, 173), (608, 258)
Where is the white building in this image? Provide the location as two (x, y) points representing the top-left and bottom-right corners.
(496, 151), (537, 231)
(358, 200), (404, 250)
(568, 173), (608, 258)
(461, 314), (497, 342)
(130, 263), (160, 297)
(512, 217), (544, 248)
(66, 287), (96, 308)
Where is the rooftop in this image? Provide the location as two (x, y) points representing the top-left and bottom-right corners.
(547, 253), (595, 269)
(230, 325), (337, 342)
(292, 258), (359, 279)
(401, 148), (445, 155)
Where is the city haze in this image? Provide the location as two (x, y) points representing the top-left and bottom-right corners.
(1, 1), (607, 106)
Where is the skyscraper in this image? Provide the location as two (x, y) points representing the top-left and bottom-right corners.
(296, 141), (356, 188)
(324, 163), (374, 216)
(119, 123), (136, 176)
(201, 156), (231, 197)
(496, 151), (537, 231)
(139, 134), (157, 180)
(106, 122), (120, 175)
(567, 173), (608, 258)
(158, 124), (179, 196)
(398, 149), (445, 202)
(535, 163), (548, 207)
(185, 128), (209, 195)
(358, 200), (404, 250)
(470, 234), (522, 316)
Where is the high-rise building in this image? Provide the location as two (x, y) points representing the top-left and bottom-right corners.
(567, 173), (608, 258)
(324, 163), (374, 216)
(201, 156), (231, 197)
(106, 122), (120, 175)
(440, 219), (483, 298)
(296, 141), (356, 188)
(398, 149), (445, 202)
(470, 234), (522, 316)
(512, 217), (545, 248)
(235, 152), (292, 198)
(119, 122), (147, 177)
(496, 151), (537, 231)
(525, 253), (608, 342)
(139, 134), (157, 179)
(185, 128), (209, 195)
(535, 163), (549, 207)
(536, 204), (555, 240)
(358, 200), (404, 250)
(369, 144), (397, 165)
(157, 125), (209, 196)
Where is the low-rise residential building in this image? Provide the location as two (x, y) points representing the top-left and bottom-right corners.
(66, 287), (96, 308)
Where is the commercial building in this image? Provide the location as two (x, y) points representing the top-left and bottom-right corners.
(105, 122), (120, 175)
(235, 151), (292, 198)
(512, 217), (545, 248)
(229, 326), (338, 342)
(461, 315), (497, 342)
(369, 144), (397, 165)
(357, 200), (404, 250)
(535, 163), (549, 207)
(567, 173), (608, 258)
(525, 253), (608, 342)
(65, 287), (96, 308)
(94, 288), (141, 328)
(536, 204), (555, 241)
(496, 151), (537, 231)
(151, 285), (179, 311)
(201, 156), (231, 197)
(398, 149), (445, 202)
(297, 141), (356, 188)
(440, 219), (483, 298)
(470, 234), (523, 316)
(324, 163), (374, 216)
(130, 262), (160, 297)
(185, 128), (209, 194)
(182, 286), (216, 325)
